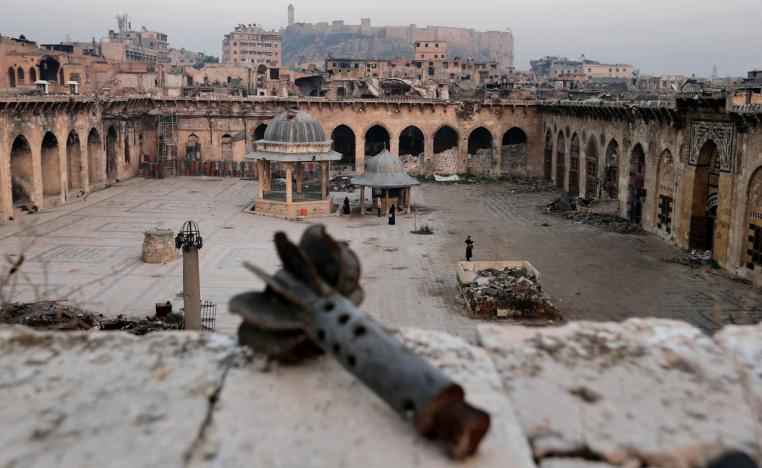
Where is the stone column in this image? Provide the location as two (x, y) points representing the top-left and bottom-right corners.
(458, 138), (468, 174)
(423, 136), (434, 174)
(183, 248), (202, 331)
(320, 161), (329, 199)
(286, 162), (293, 204)
(383, 188), (389, 214)
(406, 187), (412, 214)
(58, 132), (68, 202)
(264, 160), (271, 192)
(355, 133), (365, 174)
(359, 186), (365, 216)
(31, 138), (44, 208)
(256, 160), (264, 199)
(296, 162), (303, 193)
(390, 133), (400, 156)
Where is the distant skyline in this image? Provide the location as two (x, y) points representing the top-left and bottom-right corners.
(1, 0), (760, 76)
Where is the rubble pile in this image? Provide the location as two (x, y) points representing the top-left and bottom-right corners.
(559, 210), (643, 234)
(663, 250), (714, 269)
(0, 301), (185, 335)
(462, 268), (559, 320)
(0, 301), (100, 330)
(545, 193), (642, 234)
(498, 176), (556, 193)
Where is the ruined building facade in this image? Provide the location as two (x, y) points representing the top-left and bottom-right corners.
(0, 95), (761, 286)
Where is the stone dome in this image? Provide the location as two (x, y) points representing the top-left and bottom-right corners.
(263, 109), (327, 143)
(351, 149), (420, 188)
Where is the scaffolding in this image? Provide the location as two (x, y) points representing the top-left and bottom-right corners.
(157, 113), (178, 177)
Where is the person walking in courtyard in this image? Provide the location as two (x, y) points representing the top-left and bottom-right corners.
(465, 235), (474, 261)
(342, 196), (351, 215)
(388, 204), (396, 225)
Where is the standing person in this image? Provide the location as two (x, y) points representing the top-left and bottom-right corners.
(376, 197), (382, 217)
(465, 235), (474, 261)
(342, 196), (351, 215)
(388, 204), (396, 225)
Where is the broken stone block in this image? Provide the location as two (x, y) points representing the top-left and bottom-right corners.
(0, 326), (239, 468)
(142, 228), (181, 264)
(477, 319), (761, 466)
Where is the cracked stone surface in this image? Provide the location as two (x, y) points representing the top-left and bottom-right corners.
(0, 325), (535, 468)
(0, 326), (239, 468)
(477, 319), (762, 466)
(715, 323), (762, 452)
(3, 320), (762, 467)
(196, 328), (535, 468)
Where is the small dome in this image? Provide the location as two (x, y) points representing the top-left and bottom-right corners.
(351, 149), (420, 188)
(263, 109), (326, 143)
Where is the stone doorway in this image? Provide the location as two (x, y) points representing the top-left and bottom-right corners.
(688, 141), (721, 253)
(628, 144), (646, 225)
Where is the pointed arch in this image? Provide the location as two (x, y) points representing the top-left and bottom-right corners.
(186, 134), (201, 161)
(67, 130), (83, 191)
(744, 166), (762, 270)
(221, 133), (234, 161)
(331, 124), (356, 169)
(364, 125), (390, 158)
(555, 131), (566, 189)
(656, 149), (675, 234)
(603, 139), (620, 199)
(628, 143), (647, 225)
(543, 129), (553, 181)
(585, 138), (598, 198)
(688, 140), (722, 252)
(88, 128), (103, 187)
(399, 126), (424, 157)
(10, 135), (33, 205)
(569, 133), (580, 196)
(41, 132), (62, 199)
(106, 126), (118, 180)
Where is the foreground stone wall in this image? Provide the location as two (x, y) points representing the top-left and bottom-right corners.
(1, 319), (760, 467)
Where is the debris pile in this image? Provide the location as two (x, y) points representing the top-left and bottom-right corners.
(498, 175), (555, 193)
(0, 301), (100, 330)
(461, 268), (559, 320)
(0, 301), (185, 335)
(545, 194), (641, 234)
(559, 211), (642, 234)
(663, 250), (714, 269)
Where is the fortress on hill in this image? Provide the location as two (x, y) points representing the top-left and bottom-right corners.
(282, 6), (514, 70)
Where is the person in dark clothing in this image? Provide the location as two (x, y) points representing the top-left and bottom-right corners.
(465, 235), (474, 261)
(342, 197), (351, 215)
(388, 204), (396, 225)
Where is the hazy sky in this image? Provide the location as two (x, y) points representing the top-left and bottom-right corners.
(1, 0), (760, 76)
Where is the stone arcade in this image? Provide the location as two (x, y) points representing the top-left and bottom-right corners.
(0, 94), (761, 284)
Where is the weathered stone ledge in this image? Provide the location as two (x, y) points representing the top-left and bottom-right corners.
(1, 319), (760, 467)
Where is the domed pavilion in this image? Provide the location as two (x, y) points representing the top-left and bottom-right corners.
(247, 109), (342, 218)
(351, 148), (420, 216)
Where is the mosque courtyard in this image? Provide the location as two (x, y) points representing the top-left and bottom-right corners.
(0, 176), (759, 338)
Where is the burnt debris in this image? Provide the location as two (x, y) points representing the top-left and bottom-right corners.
(461, 268), (559, 320)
